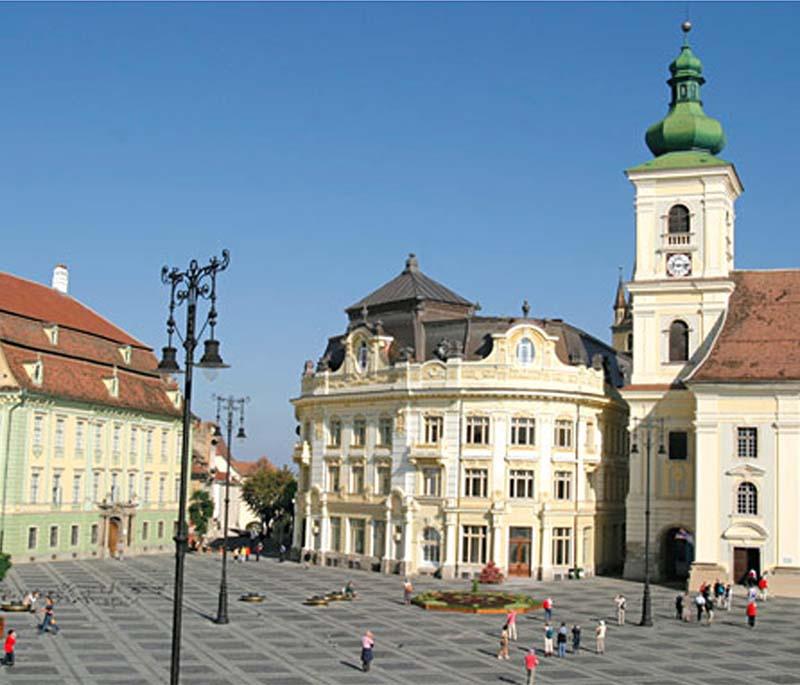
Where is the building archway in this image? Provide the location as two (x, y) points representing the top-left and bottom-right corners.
(661, 527), (694, 580)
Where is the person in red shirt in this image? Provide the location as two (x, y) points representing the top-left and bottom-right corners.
(524, 648), (539, 685)
(543, 597), (553, 621)
(746, 600), (757, 628)
(2, 629), (16, 667)
(758, 575), (768, 601)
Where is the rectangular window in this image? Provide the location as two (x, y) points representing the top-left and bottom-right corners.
(350, 519), (366, 555)
(328, 419), (342, 448)
(90, 523), (98, 545)
(27, 527), (38, 550)
(174, 477), (181, 502)
(144, 475), (152, 503)
(92, 472), (101, 502)
(737, 427), (758, 459)
(464, 468), (488, 498)
(509, 469), (535, 499)
(552, 527), (572, 565)
(327, 464), (341, 492)
(130, 427), (138, 457)
(372, 520), (386, 558)
(72, 473), (82, 503)
(55, 417), (66, 455)
(554, 471), (572, 500)
(113, 424), (122, 455)
(142, 521), (149, 540)
(76, 420), (85, 451)
(111, 472), (120, 502)
(424, 415), (444, 445)
(377, 465), (392, 495)
(352, 419), (366, 448)
(158, 476), (166, 503)
(330, 517), (342, 552)
(49, 525), (59, 548)
(176, 431), (183, 461)
(30, 472), (40, 503)
(33, 414), (44, 448)
(51, 473), (62, 505)
(461, 525), (487, 564)
(466, 416), (490, 445)
(378, 417), (393, 447)
(127, 473), (136, 502)
(422, 467), (441, 497)
(145, 429), (154, 462)
(93, 422), (104, 459)
(351, 465), (365, 494)
(70, 524), (79, 546)
(160, 430), (168, 463)
(668, 431), (688, 460)
(158, 521), (165, 538)
(511, 417), (536, 446)
(554, 420), (573, 448)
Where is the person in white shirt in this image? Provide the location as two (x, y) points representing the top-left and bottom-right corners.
(595, 620), (606, 654)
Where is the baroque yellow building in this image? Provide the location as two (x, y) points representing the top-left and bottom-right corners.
(621, 26), (800, 595)
(292, 255), (629, 579)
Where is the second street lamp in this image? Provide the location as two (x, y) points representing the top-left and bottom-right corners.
(630, 417), (665, 628)
(158, 250), (230, 685)
(213, 394), (249, 625)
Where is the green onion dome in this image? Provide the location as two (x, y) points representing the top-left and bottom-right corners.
(645, 22), (726, 157)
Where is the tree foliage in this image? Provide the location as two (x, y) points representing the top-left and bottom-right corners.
(188, 489), (214, 537)
(0, 552), (11, 582)
(241, 464), (297, 535)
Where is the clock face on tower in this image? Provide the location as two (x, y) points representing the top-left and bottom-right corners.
(666, 253), (692, 278)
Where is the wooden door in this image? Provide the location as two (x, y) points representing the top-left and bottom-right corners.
(733, 547), (748, 584)
(508, 527), (532, 577)
(108, 519), (120, 557)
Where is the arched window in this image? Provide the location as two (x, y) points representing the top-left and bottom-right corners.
(668, 204), (690, 233)
(422, 527), (440, 564)
(736, 482), (758, 516)
(516, 338), (534, 365)
(357, 341), (368, 372)
(668, 320), (689, 362)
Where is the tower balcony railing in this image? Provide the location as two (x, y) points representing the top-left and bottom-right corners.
(662, 231), (695, 248)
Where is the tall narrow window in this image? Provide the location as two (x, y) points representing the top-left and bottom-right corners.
(158, 476), (166, 503)
(464, 468), (488, 498)
(91, 523), (99, 544)
(327, 464), (341, 492)
(554, 420), (573, 448)
(92, 472), (101, 502)
(352, 419), (366, 448)
(736, 482), (758, 515)
(552, 527), (572, 565)
(160, 430), (169, 463)
(49, 525), (59, 548)
(330, 517), (342, 552)
(668, 320), (689, 362)
(55, 417), (65, 456)
(668, 204), (690, 233)
(33, 414), (44, 449)
(737, 428), (758, 459)
(130, 427), (138, 458)
(350, 519), (366, 554)
(351, 464), (365, 494)
(51, 473), (62, 505)
(378, 417), (393, 447)
(424, 415), (444, 444)
(70, 525), (79, 546)
(422, 467), (441, 497)
(76, 420), (85, 452)
(377, 465), (392, 495)
(328, 419), (342, 448)
(357, 342), (368, 372)
(30, 472), (40, 503)
(422, 527), (441, 563)
(27, 527), (38, 550)
(143, 475), (152, 503)
(126, 472), (135, 502)
(554, 471), (572, 500)
(72, 473), (82, 503)
(668, 432), (688, 460)
(516, 338), (535, 365)
(461, 525), (487, 564)
(145, 429), (154, 462)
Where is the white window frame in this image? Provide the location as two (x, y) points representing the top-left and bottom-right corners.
(424, 415), (444, 445)
(510, 417), (536, 446)
(516, 337), (535, 365)
(466, 416), (490, 445)
(509, 469), (535, 499)
(464, 468), (488, 498)
(422, 467), (441, 497)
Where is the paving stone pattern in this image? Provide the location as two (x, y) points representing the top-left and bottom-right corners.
(0, 555), (798, 684)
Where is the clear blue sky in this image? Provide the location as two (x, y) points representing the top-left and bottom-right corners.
(2, 3), (799, 465)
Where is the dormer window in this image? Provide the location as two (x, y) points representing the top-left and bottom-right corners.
(103, 372), (119, 398)
(24, 360), (44, 386)
(516, 338), (534, 365)
(357, 341), (368, 372)
(43, 324), (58, 346)
(119, 345), (132, 365)
(668, 204), (690, 233)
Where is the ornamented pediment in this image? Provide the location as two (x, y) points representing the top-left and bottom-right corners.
(724, 463), (766, 478)
(722, 520), (768, 541)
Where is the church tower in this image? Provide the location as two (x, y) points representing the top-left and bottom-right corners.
(623, 23), (743, 582)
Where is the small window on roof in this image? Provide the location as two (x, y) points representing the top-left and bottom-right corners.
(516, 338), (534, 365)
(357, 341), (368, 372)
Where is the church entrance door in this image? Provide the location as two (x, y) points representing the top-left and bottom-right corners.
(508, 527), (532, 577)
(733, 547), (760, 584)
(108, 518), (121, 558)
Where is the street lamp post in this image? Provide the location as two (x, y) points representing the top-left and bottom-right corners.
(631, 417), (665, 628)
(158, 251), (230, 685)
(213, 394), (249, 625)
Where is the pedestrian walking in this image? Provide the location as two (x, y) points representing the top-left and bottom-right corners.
(595, 620), (606, 654)
(675, 593), (683, 620)
(557, 623), (568, 658)
(614, 594), (626, 626)
(38, 606), (60, 635)
(681, 592), (691, 622)
(279, 543), (287, 562)
(497, 624), (510, 660)
(232, 547), (240, 562)
(726, 584), (733, 612)
(571, 624), (581, 654)
(543, 623), (554, 657)
(713, 579), (725, 608)
(22, 591), (39, 614)
(403, 578), (413, 605)
(747, 585), (758, 603)
(244, 546), (251, 562)
(542, 597), (553, 622)
(506, 608), (518, 641)
(705, 599), (714, 626)
(694, 592), (706, 622)
(758, 574), (768, 601)
(360, 630), (375, 672)
(1, 629), (16, 667)
(746, 600), (757, 629)
(747, 569), (757, 587)
(254, 541), (263, 562)
(524, 648), (539, 685)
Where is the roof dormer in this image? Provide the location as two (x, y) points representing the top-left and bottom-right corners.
(23, 358), (44, 386)
(43, 323), (58, 346)
(119, 345), (132, 365)
(103, 367), (120, 398)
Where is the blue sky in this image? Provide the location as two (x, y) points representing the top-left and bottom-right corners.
(2, 2), (799, 465)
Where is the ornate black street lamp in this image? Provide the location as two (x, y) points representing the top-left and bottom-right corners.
(212, 394), (249, 625)
(630, 417), (665, 628)
(158, 251), (230, 685)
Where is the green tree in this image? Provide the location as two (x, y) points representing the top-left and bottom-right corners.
(241, 464), (297, 539)
(188, 489), (214, 537)
(0, 552), (11, 582)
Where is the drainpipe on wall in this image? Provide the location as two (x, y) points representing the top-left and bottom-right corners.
(454, 396), (464, 579)
(0, 391), (27, 554)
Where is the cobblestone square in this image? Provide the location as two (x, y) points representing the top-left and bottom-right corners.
(0, 555), (797, 684)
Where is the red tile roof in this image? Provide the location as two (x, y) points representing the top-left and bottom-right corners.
(0, 272), (145, 347)
(691, 270), (800, 383)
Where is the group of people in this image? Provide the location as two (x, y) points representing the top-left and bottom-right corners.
(230, 541), (264, 562)
(674, 571), (768, 629)
(21, 591), (61, 635)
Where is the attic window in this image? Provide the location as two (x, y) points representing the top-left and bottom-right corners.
(119, 346), (132, 365)
(357, 341), (368, 372)
(103, 373), (119, 398)
(516, 338), (534, 365)
(24, 360), (44, 386)
(43, 324), (58, 346)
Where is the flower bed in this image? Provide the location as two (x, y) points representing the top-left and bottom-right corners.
(411, 591), (540, 614)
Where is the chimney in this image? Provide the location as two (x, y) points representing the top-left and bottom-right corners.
(52, 264), (69, 294)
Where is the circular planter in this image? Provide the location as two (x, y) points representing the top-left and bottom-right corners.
(1, 603), (29, 613)
(411, 591), (540, 615)
(304, 596), (329, 607)
(239, 593), (264, 604)
(325, 592), (351, 602)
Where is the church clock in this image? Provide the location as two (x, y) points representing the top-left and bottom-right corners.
(666, 253), (692, 278)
